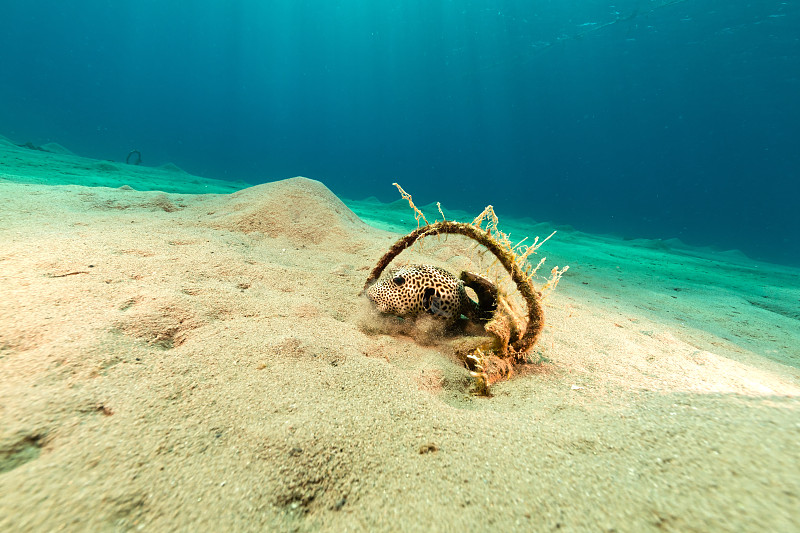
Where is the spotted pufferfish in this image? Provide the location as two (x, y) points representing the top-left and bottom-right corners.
(366, 264), (497, 322)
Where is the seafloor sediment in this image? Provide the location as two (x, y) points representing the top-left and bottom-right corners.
(1, 142), (798, 532)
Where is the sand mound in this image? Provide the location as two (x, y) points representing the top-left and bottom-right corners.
(157, 162), (188, 174)
(39, 142), (75, 155)
(209, 177), (371, 246)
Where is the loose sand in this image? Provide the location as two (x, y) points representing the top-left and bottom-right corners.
(1, 143), (798, 532)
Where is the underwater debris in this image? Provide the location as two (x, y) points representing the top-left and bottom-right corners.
(363, 184), (568, 394)
(17, 141), (47, 152)
(126, 150), (142, 165)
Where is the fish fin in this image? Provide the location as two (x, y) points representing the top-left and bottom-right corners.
(423, 288), (452, 318)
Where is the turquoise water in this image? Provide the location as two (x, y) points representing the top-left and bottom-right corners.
(1, 0), (798, 264)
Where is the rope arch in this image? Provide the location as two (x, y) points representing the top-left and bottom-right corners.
(363, 220), (544, 355)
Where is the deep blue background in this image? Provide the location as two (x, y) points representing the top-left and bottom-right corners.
(1, 1), (798, 265)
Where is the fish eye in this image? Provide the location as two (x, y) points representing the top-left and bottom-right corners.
(392, 275), (406, 286)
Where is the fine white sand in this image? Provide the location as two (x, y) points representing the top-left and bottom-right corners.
(1, 141), (798, 532)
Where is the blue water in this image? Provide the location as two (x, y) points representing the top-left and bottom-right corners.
(1, 1), (798, 265)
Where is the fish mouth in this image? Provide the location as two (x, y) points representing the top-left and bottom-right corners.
(365, 286), (384, 309)
(366, 289), (395, 314)
(369, 299), (391, 314)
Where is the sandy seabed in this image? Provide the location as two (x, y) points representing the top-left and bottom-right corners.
(1, 141), (799, 532)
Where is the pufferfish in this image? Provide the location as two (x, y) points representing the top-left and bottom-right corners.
(366, 264), (497, 323)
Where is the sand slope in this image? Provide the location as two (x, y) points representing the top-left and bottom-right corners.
(1, 152), (799, 531)
(0, 137), (247, 193)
